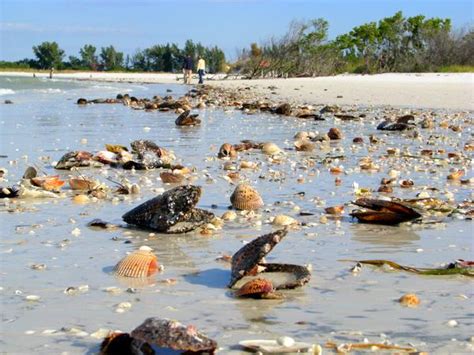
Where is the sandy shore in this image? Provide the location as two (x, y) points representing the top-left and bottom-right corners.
(1, 71), (472, 110)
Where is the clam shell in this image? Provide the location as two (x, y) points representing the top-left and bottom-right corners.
(114, 249), (159, 278)
(325, 206), (344, 215)
(218, 143), (237, 158)
(294, 139), (315, 152)
(160, 172), (184, 184)
(235, 278), (274, 298)
(261, 142), (281, 155)
(69, 178), (95, 191)
(230, 184), (264, 210)
(31, 176), (65, 191)
(272, 215), (297, 226)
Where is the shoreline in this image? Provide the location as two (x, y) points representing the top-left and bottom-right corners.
(1, 71), (472, 110)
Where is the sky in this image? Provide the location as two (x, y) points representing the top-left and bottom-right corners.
(0, 0), (473, 61)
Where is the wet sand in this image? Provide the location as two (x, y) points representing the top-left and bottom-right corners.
(0, 76), (473, 354)
(1, 71), (472, 110)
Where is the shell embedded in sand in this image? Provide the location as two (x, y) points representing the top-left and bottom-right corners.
(69, 178), (96, 191)
(240, 160), (257, 169)
(261, 142), (281, 155)
(114, 248), (160, 278)
(294, 139), (315, 152)
(160, 172), (184, 184)
(230, 184), (264, 210)
(324, 206), (344, 215)
(221, 211), (237, 221)
(235, 278), (274, 298)
(399, 293), (420, 307)
(272, 215), (297, 226)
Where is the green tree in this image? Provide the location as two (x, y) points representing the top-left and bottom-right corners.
(79, 44), (97, 69)
(67, 55), (83, 69)
(99, 46), (124, 70)
(32, 41), (65, 69)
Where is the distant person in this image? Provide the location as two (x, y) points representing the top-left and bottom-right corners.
(182, 55), (193, 84)
(49, 67), (54, 79)
(197, 56), (206, 84)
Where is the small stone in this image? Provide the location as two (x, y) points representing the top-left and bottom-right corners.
(277, 336), (295, 347)
(447, 320), (458, 327)
(25, 295), (40, 302)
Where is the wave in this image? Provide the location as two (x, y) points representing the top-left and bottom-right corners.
(32, 88), (63, 93)
(0, 88), (15, 96)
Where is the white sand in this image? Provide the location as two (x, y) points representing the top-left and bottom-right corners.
(1, 71), (472, 110)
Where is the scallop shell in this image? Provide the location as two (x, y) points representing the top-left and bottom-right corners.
(230, 184), (264, 210)
(261, 142), (281, 155)
(235, 278), (274, 298)
(114, 249), (159, 278)
(160, 172), (184, 184)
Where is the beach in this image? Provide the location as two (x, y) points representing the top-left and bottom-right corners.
(1, 71), (472, 110)
(0, 73), (473, 354)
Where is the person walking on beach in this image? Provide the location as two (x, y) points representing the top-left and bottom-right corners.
(197, 56), (206, 84)
(182, 55), (193, 84)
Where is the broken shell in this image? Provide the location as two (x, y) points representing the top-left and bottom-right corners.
(230, 184), (264, 210)
(221, 211), (237, 221)
(399, 293), (420, 307)
(114, 249), (160, 278)
(218, 143), (237, 159)
(447, 170), (464, 180)
(69, 178), (96, 191)
(234, 278), (277, 298)
(261, 142), (281, 155)
(272, 215), (297, 226)
(240, 160), (257, 169)
(294, 139), (315, 152)
(31, 176), (65, 191)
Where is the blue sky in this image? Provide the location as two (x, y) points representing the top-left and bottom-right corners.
(0, 0), (472, 61)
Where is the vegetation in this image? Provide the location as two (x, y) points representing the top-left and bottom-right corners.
(0, 40), (226, 73)
(236, 11), (474, 78)
(1, 12), (472, 76)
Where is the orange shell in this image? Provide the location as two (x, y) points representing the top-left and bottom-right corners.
(399, 293), (420, 307)
(114, 250), (159, 278)
(69, 178), (95, 190)
(447, 170), (464, 180)
(31, 176), (65, 191)
(325, 206), (344, 215)
(235, 278), (274, 297)
(160, 172), (184, 184)
(230, 184), (264, 210)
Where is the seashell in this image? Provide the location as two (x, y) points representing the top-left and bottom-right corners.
(234, 278), (278, 298)
(221, 211), (237, 221)
(352, 137), (364, 144)
(69, 178), (96, 191)
(400, 179), (414, 188)
(294, 131), (309, 140)
(218, 143), (237, 159)
(447, 170), (464, 180)
(240, 160), (257, 169)
(105, 144), (128, 154)
(131, 318), (217, 353)
(328, 127), (343, 140)
(277, 336), (295, 347)
(160, 172), (184, 184)
(175, 110), (201, 126)
(272, 215), (297, 226)
(294, 139), (315, 152)
(399, 293), (420, 307)
(329, 166), (344, 174)
(325, 206), (344, 215)
(239, 339), (313, 353)
(378, 185), (393, 193)
(114, 249), (160, 278)
(95, 150), (117, 164)
(31, 176), (65, 191)
(261, 142), (281, 156)
(230, 184), (264, 210)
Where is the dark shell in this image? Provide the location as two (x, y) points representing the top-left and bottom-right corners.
(131, 140), (166, 160)
(55, 151), (93, 170)
(100, 332), (153, 355)
(229, 229), (287, 288)
(131, 317), (217, 353)
(160, 172), (184, 184)
(122, 185), (214, 233)
(175, 110), (201, 126)
(274, 103), (291, 116)
(352, 198), (421, 218)
(218, 143), (237, 158)
(0, 185), (20, 198)
(23, 166), (38, 179)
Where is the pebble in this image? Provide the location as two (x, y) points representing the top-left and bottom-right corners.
(143, 126), (151, 132)
(447, 320), (458, 327)
(71, 228), (81, 237)
(277, 336), (295, 347)
(25, 295), (40, 302)
(115, 301), (132, 313)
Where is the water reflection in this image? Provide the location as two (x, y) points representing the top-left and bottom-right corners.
(351, 223), (420, 252)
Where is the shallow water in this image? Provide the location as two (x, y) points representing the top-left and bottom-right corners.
(0, 76), (473, 354)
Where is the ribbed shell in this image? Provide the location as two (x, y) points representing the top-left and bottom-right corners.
(235, 278), (273, 297)
(230, 184), (263, 211)
(114, 250), (159, 278)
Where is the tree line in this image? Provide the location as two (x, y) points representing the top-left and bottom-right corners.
(0, 39), (226, 73)
(236, 11), (474, 77)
